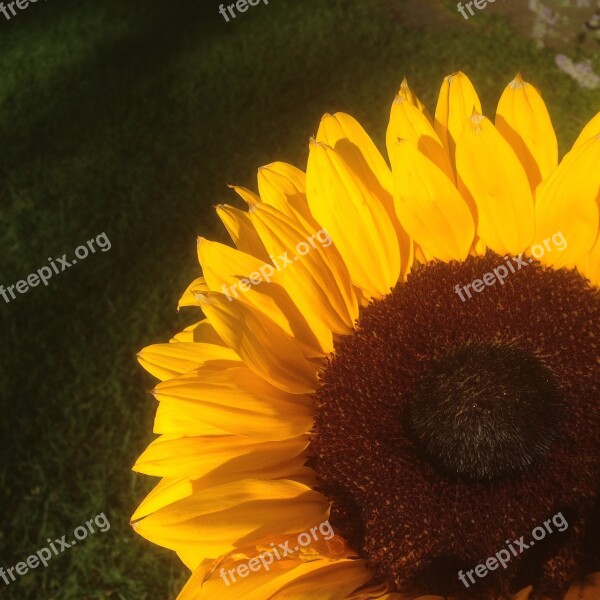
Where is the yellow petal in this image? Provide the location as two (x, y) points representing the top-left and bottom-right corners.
(229, 184), (260, 206)
(456, 111), (535, 255)
(132, 476), (192, 522)
(197, 237), (322, 356)
(414, 243), (434, 265)
(375, 596), (443, 600)
(137, 342), (239, 381)
(316, 114), (413, 283)
(534, 136), (600, 268)
(390, 139), (474, 261)
(398, 77), (431, 121)
(434, 71), (482, 161)
(306, 141), (400, 298)
(249, 203), (359, 339)
(185, 557), (371, 600)
(512, 586), (533, 600)
(472, 236), (487, 256)
(316, 112), (393, 193)
(573, 110), (600, 150)
(178, 277), (209, 309)
(195, 532), (367, 597)
(132, 479), (328, 562)
(564, 573), (600, 600)
(257, 162), (316, 227)
(496, 73), (558, 190)
(195, 292), (318, 393)
(216, 204), (270, 262)
(576, 234), (600, 287)
(133, 435), (308, 479)
(152, 365), (314, 438)
(258, 559), (371, 599)
(387, 95), (454, 182)
(133, 461), (311, 525)
(154, 402), (230, 437)
(170, 319), (228, 345)
(198, 238), (266, 296)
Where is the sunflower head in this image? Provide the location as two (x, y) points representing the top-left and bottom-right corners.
(133, 71), (600, 600)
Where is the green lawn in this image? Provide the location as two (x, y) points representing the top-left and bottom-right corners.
(0, 0), (598, 598)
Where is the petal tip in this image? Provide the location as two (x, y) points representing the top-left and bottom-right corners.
(509, 72), (526, 89)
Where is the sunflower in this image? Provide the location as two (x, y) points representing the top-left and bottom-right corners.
(131, 72), (600, 600)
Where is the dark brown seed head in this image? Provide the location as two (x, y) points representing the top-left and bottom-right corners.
(310, 253), (600, 600)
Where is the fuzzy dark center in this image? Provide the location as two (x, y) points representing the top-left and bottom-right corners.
(310, 253), (600, 600)
(409, 342), (564, 482)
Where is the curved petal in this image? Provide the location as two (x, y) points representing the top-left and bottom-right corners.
(390, 139), (475, 261)
(133, 466), (313, 527)
(133, 435), (308, 479)
(216, 204), (270, 262)
(251, 205), (358, 324)
(573, 110), (600, 150)
(534, 135), (600, 268)
(178, 277), (210, 309)
(316, 113), (413, 283)
(229, 184), (260, 207)
(306, 141), (401, 299)
(249, 203), (359, 339)
(434, 71), (482, 162)
(182, 556), (371, 600)
(496, 74), (558, 190)
(154, 402), (230, 437)
(456, 112), (535, 255)
(132, 479), (329, 566)
(152, 365), (314, 438)
(564, 573), (600, 600)
(316, 112), (393, 194)
(197, 237), (323, 356)
(137, 342), (240, 381)
(387, 95), (454, 182)
(196, 291), (319, 393)
(170, 319), (229, 345)
(398, 76), (432, 121)
(576, 235), (600, 287)
(132, 476), (193, 522)
(257, 162), (317, 227)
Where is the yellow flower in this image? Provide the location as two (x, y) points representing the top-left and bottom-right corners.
(132, 72), (600, 600)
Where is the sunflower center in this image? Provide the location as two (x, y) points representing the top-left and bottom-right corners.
(408, 342), (564, 481)
(310, 253), (600, 599)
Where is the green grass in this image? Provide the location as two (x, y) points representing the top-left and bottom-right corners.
(0, 0), (598, 598)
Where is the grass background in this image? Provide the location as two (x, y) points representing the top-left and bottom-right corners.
(0, 0), (598, 598)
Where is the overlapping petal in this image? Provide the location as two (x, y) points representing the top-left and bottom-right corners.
(387, 95), (454, 182)
(315, 113), (413, 283)
(390, 138), (474, 261)
(306, 141), (401, 299)
(496, 74), (558, 190)
(248, 203), (359, 340)
(434, 71), (482, 161)
(152, 365), (314, 437)
(132, 479), (328, 566)
(456, 112), (535, 255)
(534, 136), (600, 268)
